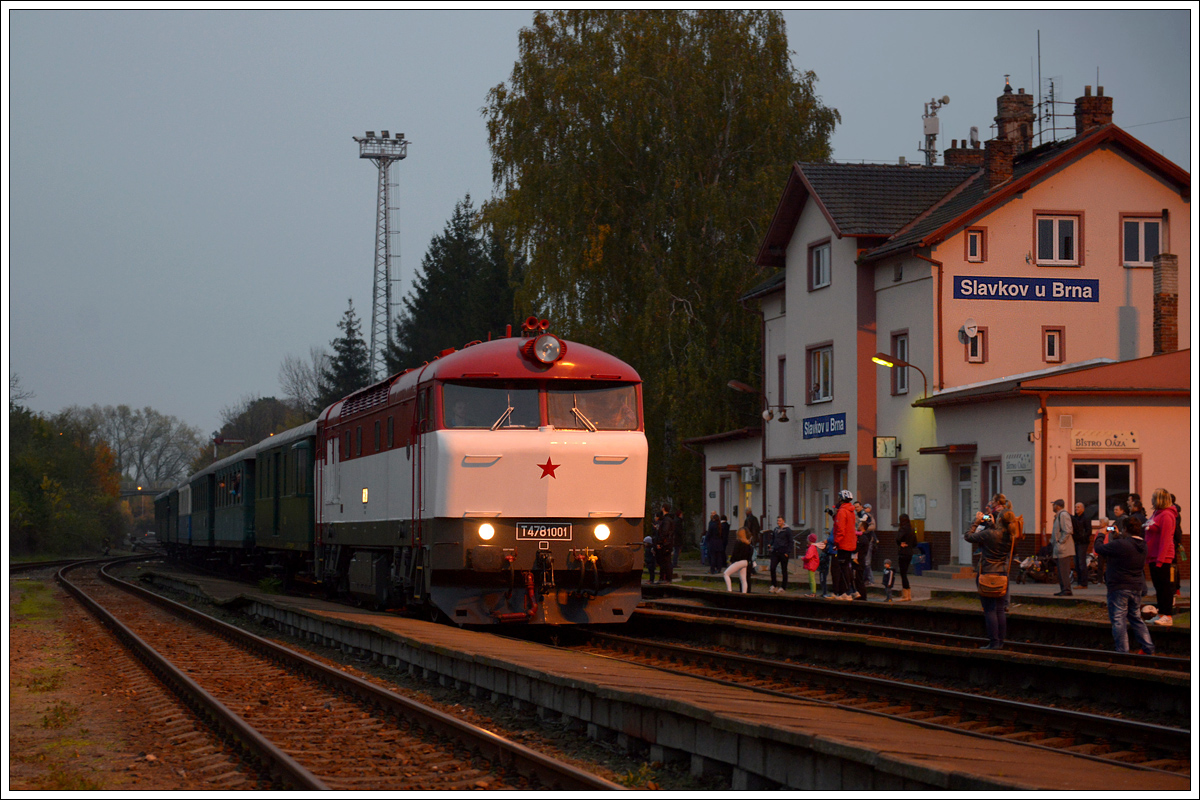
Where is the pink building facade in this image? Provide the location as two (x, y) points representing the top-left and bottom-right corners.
(702, 81), (1191, 578)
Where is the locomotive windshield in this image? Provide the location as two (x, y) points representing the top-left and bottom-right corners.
(547, 383), (638, 431)
(443, 382), (539, 429)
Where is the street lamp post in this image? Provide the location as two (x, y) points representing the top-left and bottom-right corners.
(871, 352), (929, 400)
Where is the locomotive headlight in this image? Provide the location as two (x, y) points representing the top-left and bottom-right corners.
(594, 523), (611, 541)
(533, 334), (561, 364)
(478, 523), (496, 541)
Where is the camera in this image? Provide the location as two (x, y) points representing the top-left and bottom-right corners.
(982, 514), (993, 522)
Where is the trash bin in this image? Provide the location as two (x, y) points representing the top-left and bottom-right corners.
(914, 542), (933, 576)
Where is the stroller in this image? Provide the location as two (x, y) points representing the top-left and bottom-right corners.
(1016, 544), (1057, 584)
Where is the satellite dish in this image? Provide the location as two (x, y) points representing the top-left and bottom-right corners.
(941, 95), (951, 105)
(963, 318), (978, 338)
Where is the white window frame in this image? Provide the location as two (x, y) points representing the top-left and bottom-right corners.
(967, 229), (985, 263)
(1123, 217), (1161, 267)
(811, 242), (831, 290)
(1072, 460), (1136, 521)
(810, 345), (833, 403)
(1036, 215), (1079, 266)
(894, 334), (909, 394)
(966, 329), (986, 363)
(1044, 327), (1064, 363)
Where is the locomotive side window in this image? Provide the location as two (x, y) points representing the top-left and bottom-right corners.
(443, 382), (539, 429)
(548, 383), (639, 430)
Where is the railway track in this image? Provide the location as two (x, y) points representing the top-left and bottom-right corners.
(556, 628), (1191, 777)
(56, 561), (620, 791)
(641, 598), (1190, 673)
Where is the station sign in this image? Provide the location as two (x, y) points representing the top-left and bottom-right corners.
(803, 412), (847, 440)
(953, 276), (1099, 302)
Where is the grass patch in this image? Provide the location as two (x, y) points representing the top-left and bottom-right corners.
(41, 701), (81, 730)
(12, 581), (62, 621)
(617, 762), (661, 789)
(257, 576), (284, 594)
(26, 670), (65, 694)
(32, 765), (103, 792)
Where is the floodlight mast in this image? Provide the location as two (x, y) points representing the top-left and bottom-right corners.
(353, 131), (410, 380)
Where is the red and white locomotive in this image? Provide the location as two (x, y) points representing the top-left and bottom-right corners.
(314, 318), (647, 623)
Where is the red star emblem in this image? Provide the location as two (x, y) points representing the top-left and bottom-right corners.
(537, 458), (560, 479)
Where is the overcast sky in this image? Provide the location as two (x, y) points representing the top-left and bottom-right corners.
(5, 8), (1195, 438)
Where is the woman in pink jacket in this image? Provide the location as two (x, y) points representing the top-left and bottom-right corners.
(1143, 487), (1178, 626)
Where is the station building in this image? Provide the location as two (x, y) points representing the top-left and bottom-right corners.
(689, 81), (1192, 575)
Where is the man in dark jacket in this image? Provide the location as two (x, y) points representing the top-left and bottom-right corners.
(1094, 516), (1155, 654)
(768, 516), (793, 593)
(705, 512), (722, 573)
(1071, 502), (1091, 588)
(655, 504), (675, 583)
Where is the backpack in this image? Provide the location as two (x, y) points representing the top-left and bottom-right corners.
(1012, 514), (1025, 542)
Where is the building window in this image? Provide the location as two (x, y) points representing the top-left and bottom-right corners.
(966, 228), (987, 263)
(891, 331), (909, 395)
(892, 463), (909, 523)
(809, 240), (831, 290)
(778, 470), (787, 523)
(1043, 326), (1065, 363)
(777, 356), (787, 410)
(1036, 214), (1081, 266)
(792, 468), (806, 526)
(965, 327), (988, 363)
(982, 458), (1001, 504)
(1122, 217), (1161, 267)
(807, 343), (833, 403)
(1072, 461), (1135, 522)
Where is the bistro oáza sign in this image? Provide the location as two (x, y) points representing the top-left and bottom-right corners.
(954, 276), (1099, 302)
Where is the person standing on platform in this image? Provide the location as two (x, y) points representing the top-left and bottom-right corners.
(966, 509), (1017, 650)
(723, 528), (754, 593)
(1143, 488), (1178, 627)
(831, 490), (858, 600)
(857, 503), (878, 584)
(882, 559), (896, 602)
(744, 511), (762, 567)
(1071, 501), (1092, 588)
(768, 516), (793, 593)
(895, 513), (917, 602)
(1094, 516), (1155, 654)
(705, 512), (721, 574)
(655, 504), (675, 583)
(817, 530), (834, 598)
(717, 514), (730, 572)
(644, 514), (659, 583)
(1051, 499), (1075, 596)
(802, 533), (820, 596)
(672, 509), (685, 570)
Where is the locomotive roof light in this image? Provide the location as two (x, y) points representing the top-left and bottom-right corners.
(522, 332), (567, 366)
(478, 523), (496, 541)
(594, 523), (611, 541)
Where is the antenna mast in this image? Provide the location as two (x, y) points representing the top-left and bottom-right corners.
(353, 130), (409, 381)
(920, 95), (950, 166)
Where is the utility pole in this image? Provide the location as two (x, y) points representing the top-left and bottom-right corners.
(352, 130), (409, 381)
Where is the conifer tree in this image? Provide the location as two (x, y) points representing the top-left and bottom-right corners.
(385, 196), (517, 372)
(317, 300), (372, 410)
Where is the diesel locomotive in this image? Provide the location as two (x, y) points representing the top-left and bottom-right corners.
(156, 319), (648, 624)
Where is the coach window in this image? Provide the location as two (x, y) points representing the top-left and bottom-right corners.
(355, 426), (362, 456)
(374, 420), (381, 452)
(387, 416), (394, 448)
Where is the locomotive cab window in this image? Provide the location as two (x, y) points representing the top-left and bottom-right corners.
(548, 383), (639, 431)
(442, 382), (539, 429)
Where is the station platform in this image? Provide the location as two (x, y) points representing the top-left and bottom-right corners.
(136, 563), (1189, 791)
(663, 554), (1190, 611)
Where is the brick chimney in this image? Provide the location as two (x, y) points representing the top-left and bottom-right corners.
(1153, 253), (1179, 354)
(995, 82), (1035, 154)
(984, 137), (1014, 189)
(944, 136), (985, 168)
(1075, 85), (1114, 135)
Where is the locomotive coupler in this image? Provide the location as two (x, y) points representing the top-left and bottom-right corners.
(494, 570), (537, 623)
(533, 551), (555, 596)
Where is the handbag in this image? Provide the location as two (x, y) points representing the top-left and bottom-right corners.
(977, 573), (1008, 597)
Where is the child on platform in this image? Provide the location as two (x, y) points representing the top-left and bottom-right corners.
(883, 559), (896, 602)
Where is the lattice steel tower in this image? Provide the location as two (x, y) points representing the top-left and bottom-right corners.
(353, 130), (409, 380)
